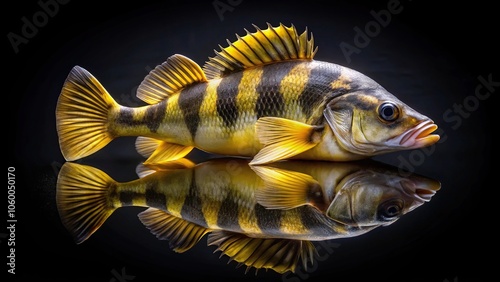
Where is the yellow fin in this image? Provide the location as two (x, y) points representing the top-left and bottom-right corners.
(203, 23), (317, 79)
(250, 117), (323, 165)
(138, 208), (211, 253)
(208, 230), (317, 274)
(135, 136), (163, 158)
(56, 162), (117, 244)
(135, 158), (196, 178)
(56, 66), (118, 161)
(142, 141), (194, 165)
(137, 54), (208, 104)
(135, 163), (157, 178)
(252, 166), (327, 210)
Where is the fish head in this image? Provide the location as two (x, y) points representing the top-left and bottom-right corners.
(325, 169), (440, 227)
(323, 83), (440, 157)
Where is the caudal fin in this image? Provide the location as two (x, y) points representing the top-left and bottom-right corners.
(56, 162), (117, 244)
(56, 66), (118, 161)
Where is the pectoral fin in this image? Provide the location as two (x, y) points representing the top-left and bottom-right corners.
(250, 117), (323, 165)
(138, 208), (211, 253)
(251, 166), (328, 211)
(207, 230), (317, 274)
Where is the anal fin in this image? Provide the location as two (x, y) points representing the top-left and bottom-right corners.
(56, 162), (117, 244)
(250, 117), (323, 165)
(136, 137), (194, 165)
(135, 158), (196, 178)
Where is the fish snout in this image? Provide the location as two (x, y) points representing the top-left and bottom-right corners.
(400, 177), (440, 202)
(398, 120), (440, 149)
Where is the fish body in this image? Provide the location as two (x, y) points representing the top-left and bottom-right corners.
(56, 158), (440, 273)
(62, 159), (361, 242)
(56, 23), (439, 165)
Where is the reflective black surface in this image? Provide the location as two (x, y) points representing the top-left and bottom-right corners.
(8, 0), (494, 281)
(54, 158), (441, 275)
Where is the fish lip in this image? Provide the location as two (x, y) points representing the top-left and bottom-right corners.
(395, 120), (440, 149)
(400, 179), (438, 202)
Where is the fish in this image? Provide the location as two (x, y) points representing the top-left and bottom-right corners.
(55, 23), (440, 165)
(56, 158), (440, 274)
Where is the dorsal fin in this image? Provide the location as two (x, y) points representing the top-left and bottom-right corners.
(207, 230), (317, 274)
(203, 23), (318, 79)
(137, 54), (208, 104)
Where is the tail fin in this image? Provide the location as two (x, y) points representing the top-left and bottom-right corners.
(56, 66), (118, 161)
(56, 162), (117, 244)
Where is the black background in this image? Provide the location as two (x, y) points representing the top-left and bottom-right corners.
(6, 0), (495, 281)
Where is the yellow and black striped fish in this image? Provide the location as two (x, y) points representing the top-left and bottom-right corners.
(56, 158), (440, 274)
(56, 23), (440, 165)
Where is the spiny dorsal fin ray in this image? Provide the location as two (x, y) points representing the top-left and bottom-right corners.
(207, 230), (317, 274)
(138, 208), (211, 253)
(137, 54), (207, 104)
(203, 23), (317, 79)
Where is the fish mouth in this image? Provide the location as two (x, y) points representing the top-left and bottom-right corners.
(398, 120), (440, 149)
(400, 178), (440, 203)
(415, 188), (437, 202)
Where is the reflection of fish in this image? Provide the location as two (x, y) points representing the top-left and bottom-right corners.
(55, 23), (439, 165)
(56, 158), (439, 274)
(253, 162), (440, 228)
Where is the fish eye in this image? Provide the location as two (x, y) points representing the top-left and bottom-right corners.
(377, 199), (403, 221)
(378, 102), (400, 122)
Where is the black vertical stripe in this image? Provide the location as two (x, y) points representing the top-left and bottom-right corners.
(119, 191), (139, 206)
(255, 63), (295, 118)
(145, 180), (166, 209)
(116, 108), (137, 126)
(298, 66), (339, 118)
(298, 206), (332, 236)
(115, 101), (166, 132)
(180, 173), (207, 227)
(178, 83), (207, 139)
(217, 193), (243, 232)
(255, 204), (282, 232)
(216, 71), (243, 127)
(144, 100), (166, 133)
